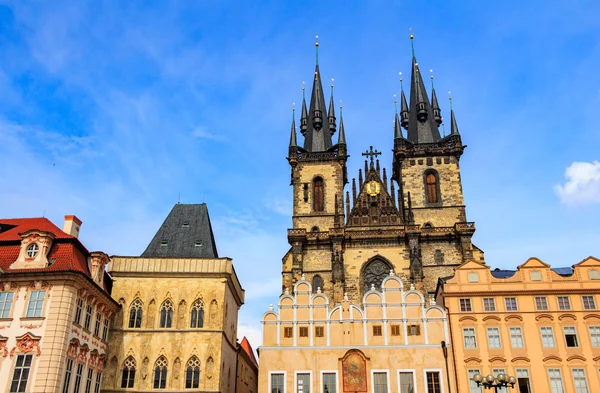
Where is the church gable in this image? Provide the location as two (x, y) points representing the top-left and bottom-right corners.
(347, 162), (400, 227)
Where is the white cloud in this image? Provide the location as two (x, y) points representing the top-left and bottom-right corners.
(237, 321), (263, 359)
(192, 126), (227, 141)
(264, 197), (292, 216)
(554, 161), (600, 205)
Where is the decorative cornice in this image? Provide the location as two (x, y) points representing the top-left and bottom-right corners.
(543, 355), (562, 363)
(583, 314), (600, 320)
(482, 315), (501, 322)
(567, 355), (586, 362)
(535, 314), (554, 321)
(464, 357), (482, 363)
(458, 316), (477, 322)
(558, 313), (577, 321)
(505, 315), (523, 322)
(489, 356), (507, 363)
(511, 356), (530, 363)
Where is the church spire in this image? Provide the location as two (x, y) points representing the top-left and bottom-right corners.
(289, 107), (297, 148)
(449, 96), (460, 136)
(328, 79), (336, 135)
(338, 103), (346, 145)
(430, 72), (442, 125)
(399, 73), (409, 129)
(300, 83), (308, 136)
(394, 95), (404, 140)
(303, 38), (333, 152)
(406, 33), (442, 144)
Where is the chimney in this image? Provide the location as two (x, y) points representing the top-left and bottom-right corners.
(63, 215), (82, 238)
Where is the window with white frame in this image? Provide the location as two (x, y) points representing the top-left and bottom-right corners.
(557, 296), (571, 310)
(460, 298), (472, 312)
(62, 359), (74, 393)
(504, 297), (518, 311)
(296, 373), (310, 393)
(271, 373), (284, 393)
(589, 326), (600, 347)
(323, 372), (336, 393)
(516, 369), (532, 393)
(0, 291), (14, 318)
(487, 327), (501, 348)
(94, 312), (102, 336)
(85, 368), (94, 393)
(102, 318), (109, 341)
(94, 372), (102, 393)
(541, 326), (556, 348)
(74, 298), (84, 324)
(548, 368), (565, 393)
(373, 372), (388, 393)
(399, 371), (414, 393)
(572, 368), (589, 393)
(425, 371), (442, 393)
(510, 327), (524, 348)
(483, 298), (496, 312)
(535, 296), (549, 311)
(26, 290), (45, 318)
(468, 369), (482, 393)
(84, 304), (93, 330)
(10, 354), (33, 393)
(73, 362), (85, 393)
(492, 369), (508, 393)
(582, 296), (596, 310)
(463, 328), (477, 349)
(564, 326), (579, 347)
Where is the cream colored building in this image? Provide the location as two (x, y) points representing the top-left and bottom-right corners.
(0, 216), (119, 393)
(103, 203), (250, 393)
(261, 275), (453, 393)
(436, 256), (600, 393)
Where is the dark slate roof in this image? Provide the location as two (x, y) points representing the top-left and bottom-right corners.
(141, 204), (218, 258)
(303, 65), (334, 152)
(552, 267), (574, 277)
(490, 269), (516, 279)
(406, 57), (442, 144)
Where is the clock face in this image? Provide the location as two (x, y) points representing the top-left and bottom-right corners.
(366, 180), (381, 196)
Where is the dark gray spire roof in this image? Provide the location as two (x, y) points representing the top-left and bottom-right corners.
(407, 57), (442, 143)
(303, 65), (334, 152)
(141, 203), (218, 258)
(431, 86), (442, 125)
(400, 89), (409, 128)
(394, 113), (403, 140)
(289, 112), (297, 147)
(450, 109), (460, 136)
(338, 108), (346, 145)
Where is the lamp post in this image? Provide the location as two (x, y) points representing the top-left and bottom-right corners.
(472, 372), (516, 391)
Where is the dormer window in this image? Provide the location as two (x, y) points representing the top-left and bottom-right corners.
(160, 240), (168, 247)
(182, 222), (190, 228)
(194, 242), (202, 247)
(26, 244), (39, 258)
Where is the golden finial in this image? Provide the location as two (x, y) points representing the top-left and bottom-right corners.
(339, 99), (342, 109)
(409, 27), (414, 40)
(448, 91), (453, 110)
(292, 102), (295, 111)
(315, 35), (319, 46)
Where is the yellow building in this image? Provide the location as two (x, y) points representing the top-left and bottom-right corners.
(259, 38), (473, 393)
(103, 203), (253, 393)
(0, 216), (119, 393)
(436, 256), (600, 393)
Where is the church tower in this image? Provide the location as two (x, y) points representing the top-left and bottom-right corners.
(283, 37), (483, 303)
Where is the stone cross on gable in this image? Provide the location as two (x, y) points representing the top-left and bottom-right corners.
(361, 146), (381, 163)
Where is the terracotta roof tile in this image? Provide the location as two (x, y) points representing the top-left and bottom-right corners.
(0, 217), (74, 241)
(240, 336), (258, 367)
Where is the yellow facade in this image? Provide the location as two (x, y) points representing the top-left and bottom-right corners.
(103, 257), (245, 392)
(259, 275), (455, 393)
(437, 256), (600, 393)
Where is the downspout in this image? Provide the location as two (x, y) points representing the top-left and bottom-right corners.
(441, 341), (452, 393)
(445, 305), (460, 393)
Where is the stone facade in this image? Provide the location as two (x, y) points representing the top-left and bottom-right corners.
(437, 256), (600, 393)
(103, 257), (245, 393)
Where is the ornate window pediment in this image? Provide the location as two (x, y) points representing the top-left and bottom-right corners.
(10, 230), (55, 270)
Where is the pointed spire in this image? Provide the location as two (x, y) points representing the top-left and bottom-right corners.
(300, 82), (308, 136)
(406, 33), (441, 143)
(407, 191), (415, 224)
(394, 94), (404, 140)
(289, 106), (297, 147)
(334, 193), (340, 228)
(376, 159), (380, 176)
(382, 168), (388, 191)
(430, 71), (442, 125)
(364, 160), (368, 175)
(449, 96), (460, 136)
(390, 181), (396, 207)
(345, 191), (350, 218)
(337, 102), (346, 145)
(358, 169), (363, 189)
(302, 38), (333, 151)
(328, 79), (336, 135)
(352, 178), (357, 204)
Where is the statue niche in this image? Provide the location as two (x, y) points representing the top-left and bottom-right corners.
(361, 257), (392, 294)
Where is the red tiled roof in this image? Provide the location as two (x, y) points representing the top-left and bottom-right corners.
(0, 217), (75, 241)
(0, 217), (89, 276)
(240, 336), (258, 367)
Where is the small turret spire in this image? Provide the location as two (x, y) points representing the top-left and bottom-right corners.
(289, 106), (297, 147)
(337, 102), (346, 145)
(449, 95), (460, 136)
(328, 79), (336, 135)
(390, 181), (396, 207)
(430, 70), (442, 125)
(399, 72), (409, 129)
(352, 178), (357, 204)
(300, 82), (308, 135)
(358, 169), (363, 189)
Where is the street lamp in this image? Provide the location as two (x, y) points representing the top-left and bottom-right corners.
(472, 372), (516, 391)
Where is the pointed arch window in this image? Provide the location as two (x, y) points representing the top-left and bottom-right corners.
(362, 258), (393, 294)
(128, 299), (143, 328)
(425, 171), (441, 204)
(185, 356), (201, 389)
(159, 300), (174, 328)
(312, 275), (322, 293)
(190, 300), (204, 328)
(121, 357), (136, 388)
(153, 356), (168, 389)
(313, 177), (324, 212)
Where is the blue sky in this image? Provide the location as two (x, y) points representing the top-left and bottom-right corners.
(1, 1), (599, 347)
